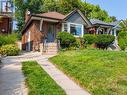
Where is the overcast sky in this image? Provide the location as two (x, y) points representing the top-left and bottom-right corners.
(85, 0), (127, 20)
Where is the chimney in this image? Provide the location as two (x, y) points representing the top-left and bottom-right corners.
(25, 9), (31, 23)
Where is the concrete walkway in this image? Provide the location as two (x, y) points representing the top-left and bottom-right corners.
(0, 57), (27, 95)
(0, 52), (91, 95)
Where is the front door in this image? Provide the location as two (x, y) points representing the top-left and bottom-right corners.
(47, 24), (55, 42)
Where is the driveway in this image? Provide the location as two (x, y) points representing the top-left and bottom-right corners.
(0, 52), (46, 95)
(0, 54), (29, 95)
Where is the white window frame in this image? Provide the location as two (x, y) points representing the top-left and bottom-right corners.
(62, 22), (84, 37)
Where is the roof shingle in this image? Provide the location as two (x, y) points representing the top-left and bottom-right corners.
(36, 12), (65, 20)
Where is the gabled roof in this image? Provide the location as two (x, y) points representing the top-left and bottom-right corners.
(35, 12), (65, 20)
(90, 19), (113, 26)
(110, 20), (122, 29)
(110, 20), (122, 26)
(63, 9), (92, 27)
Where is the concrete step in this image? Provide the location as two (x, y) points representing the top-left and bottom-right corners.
(43, 42), (58, 55)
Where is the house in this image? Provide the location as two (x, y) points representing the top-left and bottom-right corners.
(0, 0), (13, 34)
(89, 19), (114, 35)
(22, 9), (117, 52)
(0, 14), (12, 34)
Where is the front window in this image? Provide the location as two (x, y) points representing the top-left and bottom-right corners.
(62, 23), (83, 37)
(70, 24), (82, 36)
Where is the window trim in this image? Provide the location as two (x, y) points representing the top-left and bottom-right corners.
(62, 22), (84, 37)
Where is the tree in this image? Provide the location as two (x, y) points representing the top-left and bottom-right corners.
(110, 16), (117, 22)
(120, 19), (127, 32)
(15, 0), (44, 32)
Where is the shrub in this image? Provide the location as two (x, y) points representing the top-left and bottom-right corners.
(0, 44), (20, 56)
(96, 34), (115, 49)
(83, 34), (97, 44)
(57, 32), (76, 48)
(118, 38), (126, 50)
(0, 34), (17, 46)
(118, 31), (127, 50)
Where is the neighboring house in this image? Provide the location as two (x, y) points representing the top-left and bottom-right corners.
(0, 0), (13, 34)
(21, 9), (118, 52)
(0, 14), (12, 34)
(110, 21), (122, 50)
(89, 19), (114, 35)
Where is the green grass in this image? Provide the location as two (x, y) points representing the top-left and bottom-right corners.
(22, 61), (66, 95)
(50, 49), (127, 95)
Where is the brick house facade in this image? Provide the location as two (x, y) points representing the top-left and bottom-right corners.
(22, 9), (118, 52)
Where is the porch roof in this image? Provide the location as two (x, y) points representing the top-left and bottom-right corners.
(90, 19), (114, 27)
(110, 21), (122, 29)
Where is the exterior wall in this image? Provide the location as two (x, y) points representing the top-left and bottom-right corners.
(22, 20), (62, 51)
(66, 12), (87, 26)
(0, 17), (12, 34)
(22, 20), (44, 51)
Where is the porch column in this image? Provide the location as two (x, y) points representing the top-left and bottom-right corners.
(40, 18), (43, 31)
(67, 23), (70, 33)
(107, 28), (111, 34)
(96, 27), (99, 34)
(114, 29), (117, 36)
(62, 23), (64, 31)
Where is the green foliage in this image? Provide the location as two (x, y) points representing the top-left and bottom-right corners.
(120, 19), (127, 32)
(83, 34), (97, 44)
(76, 37), (86, 49)
(0, 34), (17, 46)
(0, 44), (20, 56)
(118, 31), (127, 50)
(50, 49), (127, 95)
(96, 34), (115, 49)
(57, 32), (76, 48)
(22, 61), (66, 95)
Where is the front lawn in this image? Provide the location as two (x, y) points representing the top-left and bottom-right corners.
(22, 61), (66, 95)
(50, 49), (127, 95)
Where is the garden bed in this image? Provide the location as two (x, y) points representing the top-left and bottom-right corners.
(50, 49), (127, 95)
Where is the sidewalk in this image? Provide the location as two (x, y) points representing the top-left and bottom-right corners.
(37, 58), (91, 95)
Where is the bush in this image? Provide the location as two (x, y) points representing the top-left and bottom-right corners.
(96, 34), (115, 49)
(118, 31), (127, 50)
(0, 34), (17, 46)
(118, 38), (126, 50)
(57, 32), (76, 48)
(83, 34), (97, 44)
(0, 44), (20, 56)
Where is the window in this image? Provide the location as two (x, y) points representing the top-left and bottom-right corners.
(62, 23), (83, 37)
(63, 23), (68, 32)
(70, 24), (82, 36)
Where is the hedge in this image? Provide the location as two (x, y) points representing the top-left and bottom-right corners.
(83, 34), (97, 44)
(0, 34), (17, 46)
(96, 34), (115, 49)
(118, 31), (127, 50)
(57, 32), (76, 48)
